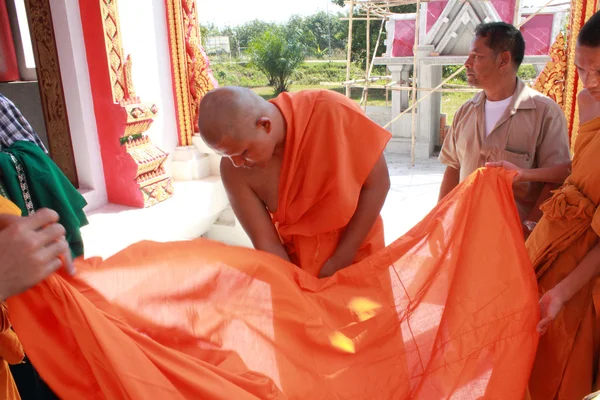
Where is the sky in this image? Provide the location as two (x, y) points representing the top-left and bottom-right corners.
(197, 0), (345, 27)
(196, 0), (569, 28)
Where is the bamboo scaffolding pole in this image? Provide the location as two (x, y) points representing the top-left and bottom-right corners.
(342, 76), (390, 85)
(341, 17), (387, 20)
(381, 0), (558, 133)
(513, 0), (522, 25)
(345, 0), (356, 97)
(409, 0), (421, 165)
(344, 0), (420, 5)
(382, 67), (464, 130)
(518, 0), (561, 27)
(360, 7), (387, 109)
(362, 7), (371, 111)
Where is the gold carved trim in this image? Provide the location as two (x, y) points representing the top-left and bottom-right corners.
(24, 0), (78, 186)
(166, 0), (194, 146)
(99, 0), (127, 103)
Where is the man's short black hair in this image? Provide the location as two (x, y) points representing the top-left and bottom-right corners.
(578, 11), (600, 48)
(474, 22), (526, 68)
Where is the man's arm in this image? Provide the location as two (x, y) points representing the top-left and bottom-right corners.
(319, 154), (390, 277)
(220, 159), (290, 262)
(438, 166), (460, 202)
(437, 106), (463, 202)
(485, 161), (571, 183)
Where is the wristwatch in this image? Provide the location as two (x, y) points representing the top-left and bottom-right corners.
(523, 220), (538, 232)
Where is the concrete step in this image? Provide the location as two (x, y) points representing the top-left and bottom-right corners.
(204, 205), (252, 248)
(81, 176), (228, 259)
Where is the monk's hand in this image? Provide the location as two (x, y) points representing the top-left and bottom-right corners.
(318, 256), (350, 279)
(0, 209), (74, 300)
(485, 161), (524, 183)
(537, 288), (566, 335)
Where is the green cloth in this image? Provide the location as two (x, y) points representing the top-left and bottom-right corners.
(0, 141), (88, 257)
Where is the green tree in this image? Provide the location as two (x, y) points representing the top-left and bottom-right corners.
(302, 11), (346, 58)
(330, 1), (416, 64)
(235, 20), (279, 50)
(249, 28), (307, 94)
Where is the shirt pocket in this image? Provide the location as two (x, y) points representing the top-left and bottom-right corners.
(502, 149), (534, 169)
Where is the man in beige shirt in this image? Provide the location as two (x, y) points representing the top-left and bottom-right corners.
(438, 22), (571, 236)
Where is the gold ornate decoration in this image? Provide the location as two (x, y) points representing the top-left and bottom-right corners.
(564, 0), (598, 151)
(181, 0), (216, 133)
(24, 0), (78, 186)
(93, 0), (173, 208)
(99, 0), (127, 103)
(165, 0), (217, 146)
(533, 32), (567, 108)
(166, 0), (194, 146)
(140, 177), (174, 207)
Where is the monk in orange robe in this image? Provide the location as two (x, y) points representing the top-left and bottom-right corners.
(198, 87), (391, 277)
(489, 12), (600, 398)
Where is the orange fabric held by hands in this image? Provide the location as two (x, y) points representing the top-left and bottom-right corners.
(5, 169), (539, 399)
(527, 117), (600, 399)
(270, 90), (391, 276)
(0, 198), (25, 400)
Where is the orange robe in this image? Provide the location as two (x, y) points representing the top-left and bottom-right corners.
(527, 117), (600, 399)
(270, 90), (391, 276)
(4, 169), (540, 399)
(0, 199), (25, 400)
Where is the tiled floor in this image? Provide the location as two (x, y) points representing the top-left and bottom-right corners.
(381, 152), (445, 244)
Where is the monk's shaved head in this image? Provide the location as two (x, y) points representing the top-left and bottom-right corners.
(578, 11), (600, 48)
(198, 86), (267, 146)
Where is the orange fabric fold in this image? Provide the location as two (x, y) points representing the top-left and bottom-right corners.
(270, 90), (391, 275)
(0, 197), (21, 216)
(527, 117), (600, 399)
(0, 198), (23, 400)
(5, 168), (539, 399)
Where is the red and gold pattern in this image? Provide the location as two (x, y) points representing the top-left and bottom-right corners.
(531, 0), (598, 152)
(165, 0), (217, 146)
(80, 0), (173, 208)
(99, 0), (127, 103)
(141, 177), (174, 208)
(533, 32), (567, 108)
(125, 136), (169, 178)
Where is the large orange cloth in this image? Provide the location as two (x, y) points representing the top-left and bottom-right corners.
(0, 303), (24, 400)
(527, 117), (600, 399)
(4, 168), (539, 399)
(270, 90), (391, 275)
(0, 198), (24, 400)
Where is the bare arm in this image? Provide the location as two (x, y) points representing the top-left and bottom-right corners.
(319, 155), (390, 277)
(220, 159), (290, 262)
(438, 166), (460, 202)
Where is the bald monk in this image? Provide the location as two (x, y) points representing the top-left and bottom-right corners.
(488, 11), (600, 398)
(198, 87), (391, 278)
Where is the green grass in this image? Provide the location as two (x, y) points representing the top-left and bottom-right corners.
(441, 92), (475, 125)
(252, 85), (392, 106)
(253, 85), (475, 124)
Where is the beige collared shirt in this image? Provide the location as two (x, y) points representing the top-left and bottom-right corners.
(439, 79), (571, 221)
